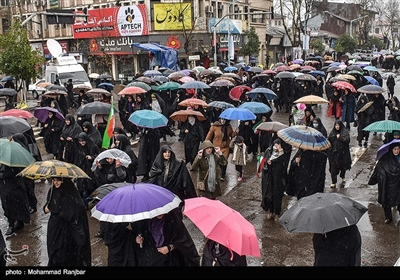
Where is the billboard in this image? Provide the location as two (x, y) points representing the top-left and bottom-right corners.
(153, 3), (192, 31)
(73, 5), (148, 39)
(209, 18), (242, 34)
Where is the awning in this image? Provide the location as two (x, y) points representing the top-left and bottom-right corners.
(131, 43), (178, 70)
(269, 37), (282, 46)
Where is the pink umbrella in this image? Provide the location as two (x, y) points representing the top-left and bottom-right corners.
(179, 76), (195, 83)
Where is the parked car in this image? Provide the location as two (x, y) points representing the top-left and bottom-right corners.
(28, 79), (47, 99)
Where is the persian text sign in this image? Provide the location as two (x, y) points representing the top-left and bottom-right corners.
(154, 3), (192, 31)
(73, 5), (148, 39)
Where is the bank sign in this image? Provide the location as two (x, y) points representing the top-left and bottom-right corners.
(73, 5), (148, 39)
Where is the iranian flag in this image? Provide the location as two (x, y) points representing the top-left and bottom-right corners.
(102, 97), (115, 149)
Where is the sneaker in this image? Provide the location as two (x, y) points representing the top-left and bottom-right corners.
(330, 183), (336, 188)
(237, 177), (242, 182)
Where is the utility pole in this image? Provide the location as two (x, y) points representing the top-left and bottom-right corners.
(349, 15), (368, 37)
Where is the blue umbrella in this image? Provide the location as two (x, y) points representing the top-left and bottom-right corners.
(224, 66), (238, 72)
(128, 109), (168, 129)
(98, 82), (114, 91)
(219, 107), (256, 121)
(364, 76), (379, 86)
(239, 102), (271, 114)
(277, 125), (331, 151)
(308, 70), (326, 77)
(247, 87), (278, 100)
(0, 76), (14, 82)
(363, 66), (378, 72)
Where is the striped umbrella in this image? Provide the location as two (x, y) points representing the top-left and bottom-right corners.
(17, 160), (90, 180)
(277, 125), (331, 151)
(363, 120), (400, 133)
(207, 101), (235, 109)
(357, 84), (385, 94)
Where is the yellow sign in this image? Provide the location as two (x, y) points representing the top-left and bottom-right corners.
(154, 3), (192, 31)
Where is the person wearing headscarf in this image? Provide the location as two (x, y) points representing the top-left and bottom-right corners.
(82, 121), (102, 150)
(327, 120), (352, 188)
(355, 93), (373, 147)
(301, 106), (316, 127)
(386, 96), (400, 122)
(327, 89), (342, 120)
(109, 126), (127, 149)
(149, 145), (197, 216)
(179, 112), (204, 167)
(191, 140), (227, 199)
(57, 114), (82, 163)
(136, 127), (161, 182)
(50, 99), (65, 116)
(229, 135), (248, 182)
(39, 110), (63, 159)
(133, 208), (200, 266)
(115, 134), (138, 184)
(312, 117), (328, 137)
(369, 93), (386, 136)
(44, 177), (91, 266)
(201, 239), (247, 266)
(340, 89), (356, 130)
(368, 142), (400, 224)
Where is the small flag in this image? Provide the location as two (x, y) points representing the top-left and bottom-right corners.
(102, 96), (115, 149)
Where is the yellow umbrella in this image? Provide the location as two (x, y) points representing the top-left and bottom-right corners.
(337, 74), (356, 81)
(17, 160), (90, 180)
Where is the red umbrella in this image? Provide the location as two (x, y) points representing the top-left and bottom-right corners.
(275, 65), (292, 72)
(229, 85), (252, 101)
(0, 109), (34, 119)
(331, 81), (356, 93)
(261, 69), (277, 75)
(117, 86), (146, 95)
(183, 197), (261, 257)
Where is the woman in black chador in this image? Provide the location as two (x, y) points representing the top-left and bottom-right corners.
(39, 111), (63, 159)
(179, 115), (204, 166)
(136, 127), (161, 182)
(201, 239), (247, 266)
(57, 114), (82, 163)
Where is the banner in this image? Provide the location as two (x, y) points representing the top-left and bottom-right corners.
(102, 97), (115, 149)
(153, 3), (192, 31)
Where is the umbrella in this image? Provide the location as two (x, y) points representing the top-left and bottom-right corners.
(134, 76), (156, 84)
(224, 66), (237, 72)
(229, 85), (252, 101)
(247, 87), (278, 100)
(0, 116), (31, 138)
(92, 149), (132, 172)
(289, 64), (301, 70)
(357, 101), (374, 113)
(209, 79), (235, 87)
(300, 65), (316, 71)
(179, 76), (195, 83)
(261, 69), (277, 75)
(337, 74), (356, 81)
(278, 192), (367, 234)
(327, 66), (342, 72)
(376, 139), (400, 160)
(293, 59), (304, 64)
(89, 73), (100, 79)
(183, 197), (261, 257)
(239, 102), (271, 114)
(382, 72), (397, 79)
(363, 66), (378, 72)
(86, 88), (112, 96)
(247, 66), (263, 73)
(295, 73), (317, 82)
(91, 182), (182, 223)
(364, 76), (379, 85)
(199, 69), (215, 76)
(168, 71), (186, 80)
(219, 107), (256, 121)
(156, 81), (181, 91)
(0, 109), (34, 119)
(222, 73), (241, 80)
(34, 107), (65, 123)
(152, 75), (169, 83)
(37, 82), (52, 88)
(88, 182), (127, 205)
(275, 71), (295, 79)
(207, 101), (235, 109)
(346, 65), (363, 72)
(179, 81), (210, 90)
(117, 86), (146, 95)
(277, 125), (331, 151)
(308, 70), (326, 77)
(0, 76), (14, 82)
(357, 84), (385, 94)
(178, 98), (208, 108)
(17, 159), (90, 179)
(170, 109), (206, 122)
(254, 121), (288, 133)
(192, 66), (205, 74)
(0, 88), (17, 96)
(328, 76), (348, 83)
(98, 83), (114, 91)
(46, 84), (67, 92)
(125, 81), (152, 91)
(97, 73), (112, 80)
(275, 65), (291, 72)
(331, 81), (356, 93)
(346, 70), (364, 76)
(0, 138), (36, 167)
(363, 120), (400, 133)
(75, 101), (119, 115)
(128, 109), (168, 129)
(72, 85), (92, 94)
(42, 90), (68, 98)
(143, 70), (163, 77)
(293, 95), (329, 105)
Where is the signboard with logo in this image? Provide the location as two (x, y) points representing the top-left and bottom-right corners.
(88, 37), (135, 54)
(209, 18), (242, 34)
(73, 5), (148, 39)
(153, 3), (192, 31)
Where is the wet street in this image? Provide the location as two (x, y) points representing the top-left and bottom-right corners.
(2, 72), (400, 268)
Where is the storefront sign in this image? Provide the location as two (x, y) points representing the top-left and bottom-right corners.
(209, 18), (242, 34)
(154, 3), (192, 31)
(88, 37), (135, 53)
(73, 5), (148, 39)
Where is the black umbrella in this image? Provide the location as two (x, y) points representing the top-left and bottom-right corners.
(75, 101), (119, 115)
(346, 65), (363, 72)
(275, 71), (295, 79)
(0, 88), (17, 96)
(87, 182), (127, 206)
(0, 76), (14, 82)
(357, 84), (385, 94)
(0, 116), (31, 138)
(46, 84), (67, 92)
(97, 73), (113, 80)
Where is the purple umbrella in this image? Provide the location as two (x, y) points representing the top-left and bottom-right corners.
(33, 107), (65, 123)
(91, 183), (182, 223)
(376, 139), (400, 160)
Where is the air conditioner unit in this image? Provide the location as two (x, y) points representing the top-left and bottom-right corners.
(218, 3), (223, 10)
(206, 6), (213, 14)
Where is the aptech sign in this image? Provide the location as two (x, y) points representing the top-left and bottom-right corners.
(153, 3), (192, 31)
(73, 5), (148, 39)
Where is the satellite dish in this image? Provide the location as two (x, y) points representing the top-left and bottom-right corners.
(47, 39), (63, 57)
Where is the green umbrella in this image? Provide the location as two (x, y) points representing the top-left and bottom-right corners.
(363, 120), (400, 133)
(0, 139), (36, 167)
(156, 81), (181, 91)
(125, 81), (152, 91)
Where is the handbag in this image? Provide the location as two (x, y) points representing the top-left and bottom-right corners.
(196, 170), (209, 191)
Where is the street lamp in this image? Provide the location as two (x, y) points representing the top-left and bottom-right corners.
(227, 0), (239, 67)
(349, 15), (368, 37)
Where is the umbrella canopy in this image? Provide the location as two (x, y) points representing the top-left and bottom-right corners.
(75, 101), (118, 115)
(92, 148), (132, 172)
(37, 82), (53, 88)
(278, 192), (368, 234)
(88, 182), (127, 205)
(209, 79), (235, 87)
(261, 69), (277, 75)
(221, 73), (241, 80)
(168, 71), (186, 80)
(179, 81), (210, 90)
(224, 66), (238, 72)
(91, 183), (182, 223)
(376, 139), (400, 160)
(72, 85), (92, 94)
(247, 87), (278, 100)
(337, 74), (356, 81)
(128, 109), (168, 129)
(247, 66), (263, 73)
(363, 120), (400, 133)
(86, 88), (112, 96)
(17, 159), (90, 179)
(143, 70), (163, 77)
(327, 66), (342, 72)
(0, 116), (31, 138)
(346, 65), (363, 72)
(178, 98), (208, 108)
(295, 73), (317, 82)
(207, 101), (235, 109)
(363, 66), (378, 72)
(0, 88), (17, 96)
(183, 197), (261, 257)
(97, 73), (112, 80)
(293, 95), (329, 105)
(308, 70), (326, 77)
(156, 81), (181, 91)
(382, 72), (397, 79)
(0, 76), (14, 82)
(34, 107), (65, 123)
(275, 71), (296, 79)
(179, 76), (195, 83)
(0, 138), (36, 167)
(134, 76), (156, 84)
(254, 121), (288, 133)
(89, 73), (100, 79)
(199, 69), (215, 76)
(0, 109), (34, 119)
(219, 107), (256, 121)
(117, 86), (146, 95)
(192, 66), (205, 74)
(152, 75), (169, 83)
(239, 102), (271, 114)
(357, 84), (385, 94)
(229, 85), (252, 101)
(125, 81), (152, 91)
(364, 76), (379, 85)
(46, 84), (67, 92)
(275, 65), (291, 72)
(331, 81), (356, 93)
(277, 125), (331, 151)
(357, 101), (374, 113)
(170, 109), (206, 122)
(97, 82), (114, 91)
(346, 70), (364, 76)
(42, 90), (68, 98)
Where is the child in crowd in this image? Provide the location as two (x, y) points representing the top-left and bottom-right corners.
(229, 135), (249, 182)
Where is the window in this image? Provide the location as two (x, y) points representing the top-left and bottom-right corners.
(375, 28), (379, 34)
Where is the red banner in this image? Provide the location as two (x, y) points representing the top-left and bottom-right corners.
(73, 4), (148, 39)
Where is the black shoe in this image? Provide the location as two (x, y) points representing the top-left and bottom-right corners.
(5, 226), (14, 236)
(385, 218), (392, 224)
(363, 141), (368, 147)
(95, 230), (104, 239)
(14, 221), (24, 231)
(358, 141), (362, 147)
